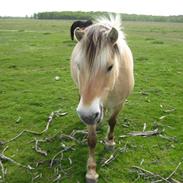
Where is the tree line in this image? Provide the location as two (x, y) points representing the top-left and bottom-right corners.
(33, 11), (183, 23)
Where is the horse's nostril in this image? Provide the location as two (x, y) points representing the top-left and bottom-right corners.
(94, 112), (99, 119)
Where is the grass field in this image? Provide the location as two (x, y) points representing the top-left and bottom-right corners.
(0, 18), (183, 183)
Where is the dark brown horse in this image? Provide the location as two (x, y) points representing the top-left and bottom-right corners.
(70, 20), (93, 40)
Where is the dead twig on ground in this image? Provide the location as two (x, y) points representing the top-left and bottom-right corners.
(2, 146), (8, 154)
(70, 130), (88, 136)
(31, 173), (42, 183)
(101, 142), (128, 167)
(0, 146), (34, 171)
(31, 131), (77, 166)
(4, 110), (67, 144)
(143, 123), (147, 132)
(50, 146), (74, 167)
(53, 174), (62, 182)
(68, 157), (72, 165)
(101, 154), (115, 167)
(133, 174), (140, 183)
(34, 138), (48, 156)
(35, 159), (60, 167)
(163, 108), (176, 113)
(128, 129), (161, 137)
(5, 129), (44, 144)
(60, 134), (81, 144)
(50, 151), (64, 167)
(132, 161), (182, 183)
(0, 160), (5, 181)
(41, 110), (67, 134)
(159, 134), (177, 142)
(166, 161), (182, 181)
(132, 165), (171, 183)
(119, 129), (162, 138)
(32, 133), (60, 156)
(29, 132), (59, 144)
(120, 128), (177, 143)
(153, 161), (183, 183)
(171, 178), (182, 183)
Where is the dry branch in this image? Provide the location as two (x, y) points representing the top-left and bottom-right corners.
(41, 110), (67, 134)
(4, 110), (67, 144)
(143, 123), (147, 132)
(128, 128), (161, 137)
(171, 178), (182, 183)
(159, 115), (167, 120)
(101, 142), (128, 167)
(35, 159), (59, 167)
(5, 129), (43, 144)
(50, 146), (74, 167)
(34, 138), (48, 156)
(119, 129), (162, 138)
(163, 108), (176, 113)
(50, 151), (64, 167)
(159, 134), (177, 142)
(132, 161), (182, 183)
(120, 128), (176, 142)
(0, 146), (34, 170)
(68, 157), (72, 165)
(70, 130), (88, 136)
(101, 154), (115, 167)
(31, 173), (42, 182)
(166, 161), (182, 181)
(60, 134), (81, 144)
(53, 174), (62, 182)
(2, 146), (8, 154)
(32, 133), (60, 156)
(132, 166), (171, 183)
(0, 160), (5, 181)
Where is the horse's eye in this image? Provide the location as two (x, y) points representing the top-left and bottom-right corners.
(107, 64), (113, 72)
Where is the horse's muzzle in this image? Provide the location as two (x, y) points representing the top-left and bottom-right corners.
(77, 105), (103, 125)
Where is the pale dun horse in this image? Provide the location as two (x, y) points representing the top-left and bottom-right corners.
(71, 15), (134, 183)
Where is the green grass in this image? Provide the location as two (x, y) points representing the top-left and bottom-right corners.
(0, 19), (183, 183)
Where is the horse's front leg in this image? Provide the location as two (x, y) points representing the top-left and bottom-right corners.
(105, 106), (122, 150)
(86, 124), (98, 183)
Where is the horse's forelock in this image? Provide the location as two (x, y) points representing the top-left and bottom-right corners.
(81, 25), (115, 71)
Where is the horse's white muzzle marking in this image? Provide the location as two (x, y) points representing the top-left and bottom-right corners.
(76, 97), (103, 125)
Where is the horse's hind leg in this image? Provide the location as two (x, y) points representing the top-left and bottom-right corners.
(105, 105), (122, 150)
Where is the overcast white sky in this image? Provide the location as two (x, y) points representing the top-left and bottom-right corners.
(0, 0), (183, 17)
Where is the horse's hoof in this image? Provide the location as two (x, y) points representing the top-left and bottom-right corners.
(105, 140), (116, 151)
(86, 177), (98, 183)
(86, 173), (98, 183)
(105, 144), (115, 151)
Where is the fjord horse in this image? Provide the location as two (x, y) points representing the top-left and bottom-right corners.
(71, 16), (134, 183)
(70, 20), (93, 40)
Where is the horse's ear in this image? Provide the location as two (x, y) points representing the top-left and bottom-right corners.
(74, 27), (85, 41)
(107, 27), (118, 45)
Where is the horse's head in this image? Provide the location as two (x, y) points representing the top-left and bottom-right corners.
(71, 24), (120, 125)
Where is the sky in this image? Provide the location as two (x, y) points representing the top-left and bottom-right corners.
(0, 0), (183, 17)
